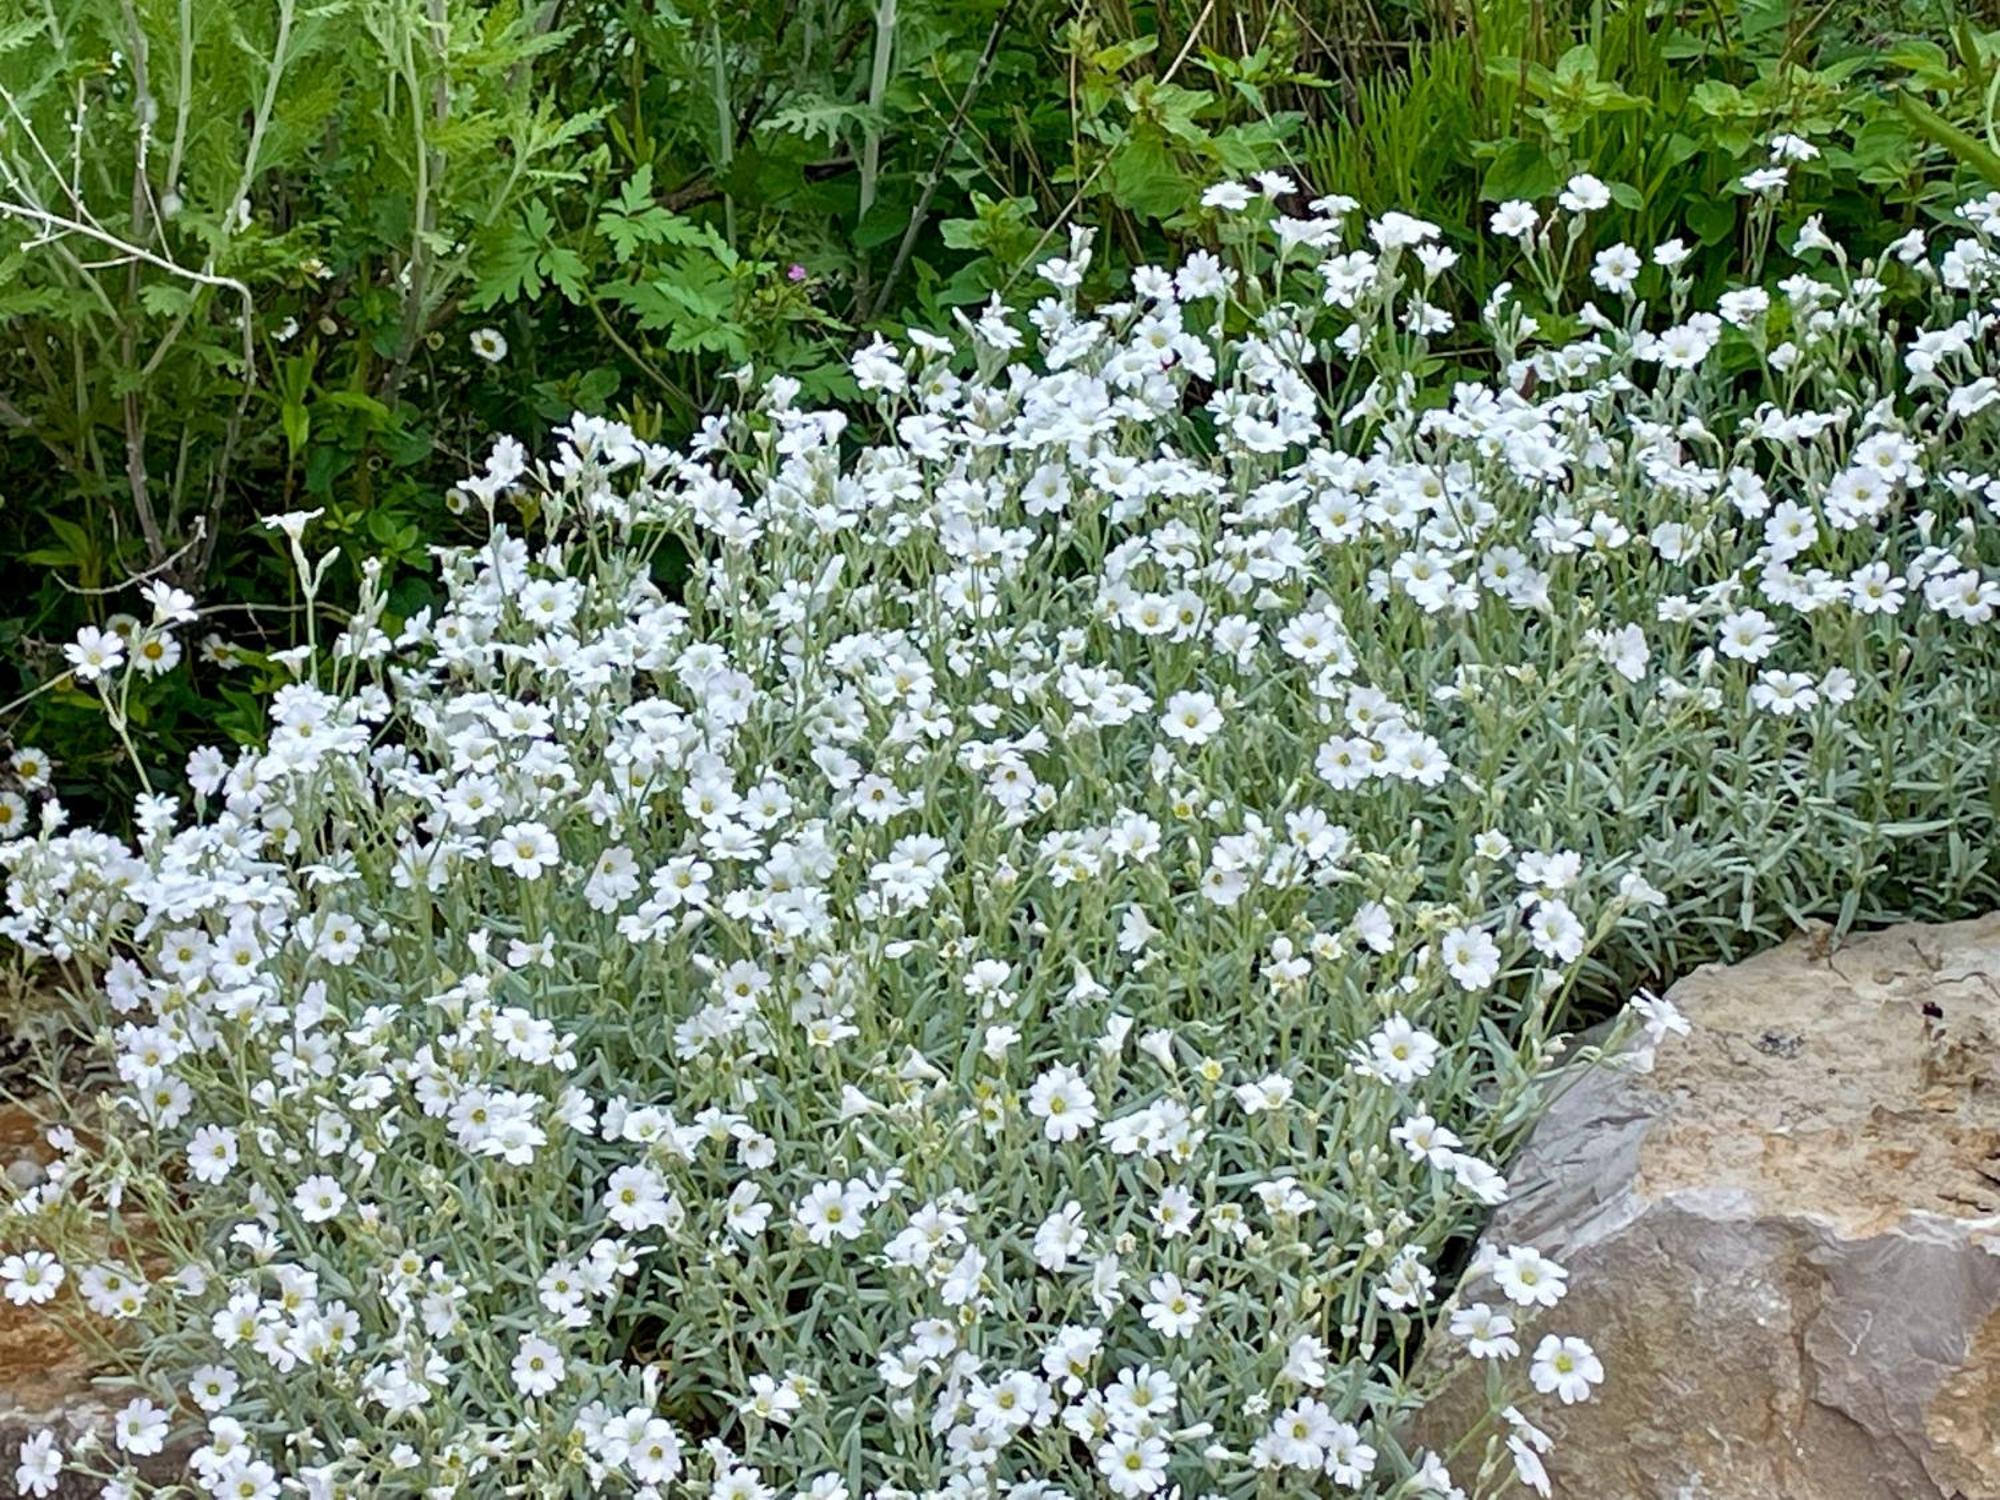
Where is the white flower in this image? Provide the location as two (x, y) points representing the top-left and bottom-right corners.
(1586, 623), (1651, 683)
(630, 1417), (685, 1482)
(113, 1398), (169, 1456)
(1140, 1273), (1203, 1338)
(1591, 243), (1642, 295)
(1160, 690), (1223, 746)
(182, 1133), (239, 1195)
(469, 327), (509, 363)
(1324, 1422), (1377, 1487)
(1527, 899), (1585, 964)
(1530, 1333), (1604, 1403)
(491, 821), (560, 879)
(1718, 286), (1770, 327)
(1717, 608), (1779, 662)
(1493, 1245), (1569, 1308)
(1559, 173), (1611, 213)
(604, 1165), (677, 1232)
(1027, 1064), (1099, 1142)
(0, 1252), (63, 1306)
(851, 335), (907, 394)
(1489, 200), (1538, 238)
(1439, 925), (1501, 990)
(1033, 1203), (1089, 1271)
(141, 582), (199, 626)
(13, 1431), (61, 1497)
(64, 625), (125, 681)
(259, 506), (323, 542)
(1644, 314), (1721, 369)
(1630, 989), (1691, 1046)
(1449, 1300), (1519, 1359)
(511, 1334), (566, 1396)
(292, 1174), (346, 1224)
(794, 1180), (869, 1245)
(130, 629), (182, 677)
(1750, 669), (1819, 716)
(9, 746), (52, 790)
(1367, 1015), (1441, 1084)
(1097, 1431), (1168, 1496)
(188, 1363), (240, 1413)
(1509, 1432), (1553, 1497)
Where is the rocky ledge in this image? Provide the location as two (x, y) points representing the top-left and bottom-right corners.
(1419, 914), (2000, 1499)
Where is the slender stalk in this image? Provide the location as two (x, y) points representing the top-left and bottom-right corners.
(854, 0), (898, 303)
(382, 0), (451, 408)
(867, 0), (1022, 321)
(711, 16), (736, 248)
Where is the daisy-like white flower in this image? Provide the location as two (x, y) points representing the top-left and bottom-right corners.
(1097, 1431), (1169, 1497)
(1026, 1064), (1098, 1142)
(1139, 1273), (1203, 1338)
(1493, 1245), (1569, 1309)
(64, 625), (125, 681)
(1367, 1015), (1441, 1083)
(1439, 925), (1501, 991)
(1160, 689), (1223, 746)
(1591, 243), (1642, 295)
(10, 747), (52, 791)
(491, 821), (560, 879)
(1450, 1301), (1519, 1360)
(113, 1397), (169, 1456)
(1530, 1334), (1604, 1403)
(0, 1252), (63, 1306)
(187, 1125), (239, 1185)
(292, 1174), (346, 1223)
(511, 1334), (566, 1397)
(14, 1430), (61, 1498)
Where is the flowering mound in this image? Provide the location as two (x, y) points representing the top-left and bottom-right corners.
(3, 173), (1999, 1500)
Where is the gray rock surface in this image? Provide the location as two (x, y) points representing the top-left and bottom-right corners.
(1417, 914), (2000, 1499)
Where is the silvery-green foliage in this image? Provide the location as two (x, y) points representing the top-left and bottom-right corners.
(2, 169), (1998, 1500)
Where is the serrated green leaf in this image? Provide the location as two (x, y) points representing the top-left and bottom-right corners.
(0, 16), (47, 54)
(597, 166), (716, 264)
(469, 201), (589, 308)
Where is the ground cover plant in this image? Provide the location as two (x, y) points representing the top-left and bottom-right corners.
(2, 156), (1998, 1498)
(6, 0), (2000, 815)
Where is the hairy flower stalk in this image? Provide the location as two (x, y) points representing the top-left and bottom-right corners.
(2, 161), (1998, 1500)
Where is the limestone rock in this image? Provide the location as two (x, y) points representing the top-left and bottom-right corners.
(1418, 914), (2000, 1499)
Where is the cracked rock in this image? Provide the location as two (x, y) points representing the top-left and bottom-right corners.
(1415, 914), (2000, 1499)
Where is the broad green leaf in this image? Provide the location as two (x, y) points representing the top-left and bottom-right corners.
(1107, 126), (1189, 221)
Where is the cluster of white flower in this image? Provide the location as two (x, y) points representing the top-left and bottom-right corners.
(2, 168), (1997, 1500)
